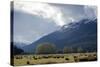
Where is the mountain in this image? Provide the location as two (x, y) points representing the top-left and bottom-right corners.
(11, 42), (24, 55)
(23, 19), (97, 53)
(13, 42), (27, 50)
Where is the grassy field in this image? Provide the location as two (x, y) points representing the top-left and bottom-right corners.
(13, 52), (97, 66)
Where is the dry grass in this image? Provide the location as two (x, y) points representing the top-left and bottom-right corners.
(13, 52), (97, 66)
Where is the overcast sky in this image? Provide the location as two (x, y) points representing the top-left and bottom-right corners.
(13, 1), (97, 44)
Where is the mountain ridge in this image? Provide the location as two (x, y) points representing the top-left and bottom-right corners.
(22, 18), (97, 53)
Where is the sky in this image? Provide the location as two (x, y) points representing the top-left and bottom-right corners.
(13, 1), (97, 44)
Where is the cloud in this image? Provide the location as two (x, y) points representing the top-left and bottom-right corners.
(84, 6), (97, 20)
(14, 1), (67, 26)
(14, 35), (31, 44)
(14, 1), (93, 44)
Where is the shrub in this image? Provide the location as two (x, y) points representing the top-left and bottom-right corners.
(63, 47), (73, 53)
(77, 47), (83, 53)
(35, 43), (56, 54)
(27, 61), (30, 64)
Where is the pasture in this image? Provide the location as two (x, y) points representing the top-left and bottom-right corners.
(13, 52), (97, 66)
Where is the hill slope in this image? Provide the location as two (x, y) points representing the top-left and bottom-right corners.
(23, 19), (97, 53)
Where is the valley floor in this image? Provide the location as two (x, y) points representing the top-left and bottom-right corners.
(12, 52), (97, 66)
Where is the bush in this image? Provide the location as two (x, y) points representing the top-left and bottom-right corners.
(56, 49), (63, 54)
(63, 47), (73, 53)
(27, 61), (30, 64)
(35, 42), (56, 54)
(77, 47), (83, 53)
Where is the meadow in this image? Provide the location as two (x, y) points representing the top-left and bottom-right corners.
(13, 52), (97, 66)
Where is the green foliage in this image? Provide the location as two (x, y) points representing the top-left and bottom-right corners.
(77, 47), (83, 53)
(12, 45), (24, 55)
(63, 47), (73, 53)
(35, 42), (56, 54)
(56, 49), (63, 54)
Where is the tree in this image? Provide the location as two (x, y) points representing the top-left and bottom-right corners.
(63, 47), (73, 53)
(77, 47), (83, 53)
(12, 44), (24, 55)
(13, 45), (24, 55)
(35, 43), (56, 54)
(11, 42), (24, 65)
(56, 49), (63, 54)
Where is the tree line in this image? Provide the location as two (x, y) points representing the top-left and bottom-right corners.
(13, 42), (95, 55)
(35, 42), (84, 54)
